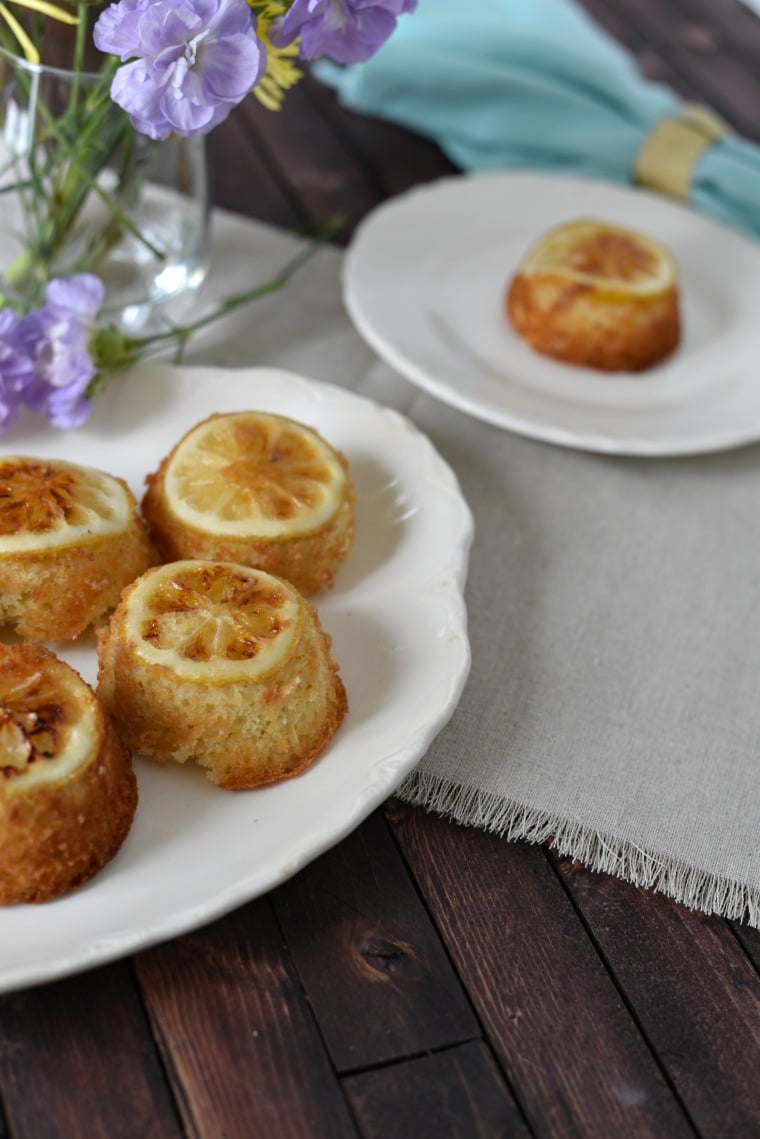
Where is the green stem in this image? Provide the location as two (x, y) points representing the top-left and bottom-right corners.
(137, 220), (342, 350)
(66, 5), (89, 115)
(86, 216), (345, 397)
(34, 94), (165, 260)
(0, 51), (165, 304)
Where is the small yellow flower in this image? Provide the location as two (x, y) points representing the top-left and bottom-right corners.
(250, 1), (302, 112)
(0, 0), (78, 64)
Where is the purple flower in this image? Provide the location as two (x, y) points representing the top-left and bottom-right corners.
(92, 0), (149, 61)
(270, 0), (418, 64)
(17, 275), (105, 430)
(94, 0), (265, 141)
(0, 309), (34, 430)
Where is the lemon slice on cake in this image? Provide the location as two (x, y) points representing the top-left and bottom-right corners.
(97, 560), (347, 789)
(0, 643), (137, 903)
(118, 559), (303, 684)
(520, 219), (677, 298)
(0, 456), (131, 553)
(142, 412), (355, 595)
(506, 218), (681, 372)
(0, 456), (153, 641)
(0, 651), (98, 791)
(164, 412), (346, 539)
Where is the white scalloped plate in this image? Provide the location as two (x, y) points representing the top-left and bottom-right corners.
(343, 171), (760, 456)
(0, 364), (473, 993)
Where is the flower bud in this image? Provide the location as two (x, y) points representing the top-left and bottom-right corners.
(91, 325), (133, 369)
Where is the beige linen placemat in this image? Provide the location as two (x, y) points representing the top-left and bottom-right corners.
(196, 211), (760, 926)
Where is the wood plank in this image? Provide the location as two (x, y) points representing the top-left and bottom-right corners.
(579, 0), (701, 96)
(0, 962), (182, 1139)
(135, 897), (358, 1139)
(271, 810), (480, 1073)
(386, 800), (695, 1139)
(556, 857), (760, 1139)
(342, 1041), (532, 1139)
(669, 0), (760, 65)
(606, 0), (760, 138)
(731, 918), (760, 969)
(209, 113), (304, 231)
(234, 81), (381, 242)
(301, 73), (458, 198)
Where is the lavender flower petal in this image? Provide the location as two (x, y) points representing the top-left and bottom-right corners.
(46, 274), (105, 320)
(270, 0), (418, 64)
(93, 0), (152, 60)
(111, 60), (173, 140)
(17, 275), (104, 430)
(0, 309), (34, 431)
(96, 0), (265, 139)
(38, 382), (93, 430)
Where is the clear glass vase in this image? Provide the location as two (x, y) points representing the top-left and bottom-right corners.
(0, 47), (210, 333)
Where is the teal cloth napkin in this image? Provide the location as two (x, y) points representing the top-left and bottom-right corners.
(315, 0), (760, 241)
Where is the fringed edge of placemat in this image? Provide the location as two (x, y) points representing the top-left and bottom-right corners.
(397, 771), (760, 928)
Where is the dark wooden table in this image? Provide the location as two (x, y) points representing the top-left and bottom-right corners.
(3, 3), (760, 1137)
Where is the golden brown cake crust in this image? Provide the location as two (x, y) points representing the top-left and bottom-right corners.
(141, 415), (355, 596)
(0, 645), (138, 904)
(506, 273), (681, 372)
(0, 522), (155, 642)
(142, 481), (355, 595)
(0, 460), (154, 642)
(96, 565), (348, 790)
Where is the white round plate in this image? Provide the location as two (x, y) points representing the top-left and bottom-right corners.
(343, 171), (760, 456)
(0, 364), (473, 994)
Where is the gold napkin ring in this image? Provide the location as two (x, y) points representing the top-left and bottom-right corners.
(634, 103), (733, 200)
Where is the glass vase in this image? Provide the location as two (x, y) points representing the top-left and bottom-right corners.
(0, 47), (210, 333)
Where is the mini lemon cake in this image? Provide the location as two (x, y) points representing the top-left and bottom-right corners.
(96, 560), (347, 790)
(0, 643), (137, 903)
(0, 455), (154, 641)
(141, 411), (355, 596)
(506, 219), (681, 372)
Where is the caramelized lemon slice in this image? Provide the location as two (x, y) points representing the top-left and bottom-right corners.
(0, 643), (137, 903)
(520, 219), (676, 299)
(0, 647), (97, 792)
(120, 560), (303, 684)
(163, 412), (347, 541)
(142, 412), (355, 596)
(0, 456), (131, 554)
